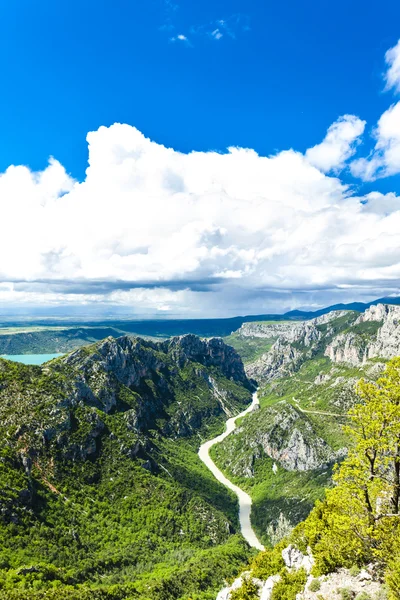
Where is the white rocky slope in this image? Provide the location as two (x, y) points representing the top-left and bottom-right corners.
(244, 310), (352, 382)
(326, 304), (400, 365)
(217, 544), (384, 600)
(243, 304), (400, 381)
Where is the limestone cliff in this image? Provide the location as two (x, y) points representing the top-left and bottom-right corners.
(325, 303), (400, 365)
(245, 310), (355, 382)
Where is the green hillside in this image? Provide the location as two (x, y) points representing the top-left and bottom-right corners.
(0, 335), (254, 599)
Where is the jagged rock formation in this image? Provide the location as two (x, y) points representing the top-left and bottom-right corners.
(2, 334), (252, 452)
(243, 304), (400, 381)
(326, 303), (400, 365)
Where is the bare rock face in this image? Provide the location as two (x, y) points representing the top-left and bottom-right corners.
(361, 304), (400, 360)
(246, 340), (304, 382)
(325, 303), (400, 365)
(256, 405), (339, 471)
(219, 403), (343, 477)
(237, 321), (301, 339)
(296, 566), (383, 599)
(245, 311), (351, 383)
(324, 332), (368, 365)
(281, 544), (314, 573)
(162, 334), (250, 387)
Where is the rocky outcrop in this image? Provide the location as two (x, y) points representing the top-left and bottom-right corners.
(359, 304), (400, 360)
(325, 303), (400, 365)
(216, 544), (314, 600)
(217, 403), (343, 477)
(216, 545), (384, 600)
(237, 321), (300, 339)
(255, 404), (340, 471)
(244, 311), (355, 382)
(297, 567), (383, 600)
(162, 334), (251, 387)
(246, 339), (305, 382)
(324, 332), (368, 365)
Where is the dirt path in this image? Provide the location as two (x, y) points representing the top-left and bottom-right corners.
(293, 398), (345, 418)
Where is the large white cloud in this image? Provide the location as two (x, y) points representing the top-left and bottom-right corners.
(1, 120), (400, 316)
(305, 115), (365, 173)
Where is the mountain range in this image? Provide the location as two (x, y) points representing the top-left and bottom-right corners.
(2, 295), (400, 356)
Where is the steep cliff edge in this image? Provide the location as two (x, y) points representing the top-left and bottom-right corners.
(239, 304), (400, 382)
(325, 303), (400, 364)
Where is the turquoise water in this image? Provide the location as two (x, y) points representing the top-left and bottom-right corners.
(1, 354), (63, 365)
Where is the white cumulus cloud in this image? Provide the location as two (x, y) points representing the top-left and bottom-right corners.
(351, 101), (400, 181)
(1, 122), (400, 316)
(305, 115), (366, 173)
(385, 38), (400, 93)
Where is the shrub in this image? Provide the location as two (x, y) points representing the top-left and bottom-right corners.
(349, 565), (360, 577)
(270, 568), (307, 600)
(355, 593), (371, 600)
(339, 589), (355, 600)
(230, 576), (259, 600)
(386, 548), (400, 600)
(308, 578), (321, 592)
(250, 546), (284, 580)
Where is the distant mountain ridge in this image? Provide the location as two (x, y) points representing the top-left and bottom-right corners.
(2, 296), (400, 355)
(283, 295), (400, 319)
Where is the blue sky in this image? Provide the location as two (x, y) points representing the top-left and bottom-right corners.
(2, 0), (400, 317)
(1, 0), (399, 184)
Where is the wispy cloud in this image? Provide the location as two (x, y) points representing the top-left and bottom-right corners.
(164, 0), (179, 11)
(384, 38), (400, 93)
(159, 5), (250, 47)
(159, 0), (180, 34)
(191, 14), (251, 43)
(170, 33), (192, 46)
(211, 29), (223, 41)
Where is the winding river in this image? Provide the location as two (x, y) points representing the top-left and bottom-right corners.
(198, 391), (265, 551)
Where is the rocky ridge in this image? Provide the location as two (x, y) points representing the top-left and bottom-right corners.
(0, 333), (253, 494)
(243, 304), (400, 382)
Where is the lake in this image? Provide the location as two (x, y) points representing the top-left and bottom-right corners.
(1, 354), (63, 365)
